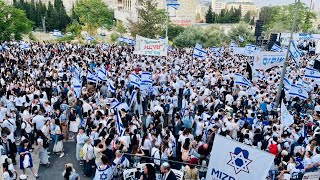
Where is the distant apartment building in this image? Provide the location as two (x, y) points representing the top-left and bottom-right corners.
(114, 0), (196, 27)
(225, 2), (257, 16)
(196, 4), (209, 22)
(213, 1), (226, 14)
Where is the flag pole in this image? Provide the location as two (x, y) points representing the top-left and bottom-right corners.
(165, 1), (169, 38)
(275, 0), (300, 108)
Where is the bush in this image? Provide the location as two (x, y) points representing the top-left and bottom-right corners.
(228, 22), (255, 46)
(173, 27), (207, 47)
(203, 25), (229, 47)
(66, 22), (82, 37)
(28, 32), (37, 41)
(57, 35), (75, 42)
(110, 32), (120, 43)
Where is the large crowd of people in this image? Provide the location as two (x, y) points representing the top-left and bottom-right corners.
(0, 39), (319, 180)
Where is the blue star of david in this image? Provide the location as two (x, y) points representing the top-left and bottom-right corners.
(227, 150), (252, 174)
(100, 172), (108, 180)
(310, 71), (315, 75)
(298, 89), (303, 93)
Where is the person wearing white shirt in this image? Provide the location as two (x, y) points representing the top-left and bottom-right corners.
(32, 111), (45, 131)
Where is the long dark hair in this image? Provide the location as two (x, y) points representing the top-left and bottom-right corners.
(3, 163), (14, 178)
(64, 166), (73, 180)
(141, 133), (148, 146)
(145, 163), (156, 180)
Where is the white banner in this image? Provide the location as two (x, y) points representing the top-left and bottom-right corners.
(133, 35), (168, 56)
(254, 52), (286, 71)
(302, 172), (320, 180)
(232, 47), (245, 55)
(206, 135), (274, 180)
(316, 40), (320, 54)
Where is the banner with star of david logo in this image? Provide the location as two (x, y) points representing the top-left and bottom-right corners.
(206, 135), (274, 180)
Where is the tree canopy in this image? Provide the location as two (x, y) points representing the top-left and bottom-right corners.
(74, 0), (114, 35)
(127, 0), (167, 38)
(0, 0), (33, 40)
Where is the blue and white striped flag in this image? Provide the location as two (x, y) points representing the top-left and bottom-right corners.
(118, 36), (125, 43)
(281, 100), (294, 127)
(85, 36), (95, 41)
(193, 43), (208, 58)
(110, 98), (119, 109)
(239, 35), (244, 42)
(97, 66), (108, 81)
(166, 0), (180, 9)
(141, 72), (152, 84)
(230, 41), (238, 48)
(284, 77), (291, 91)
(289, 84), (308, 100)
(234, 73), (252, 87)
(115, 110), (124, 136)
(296, 77), (308, 88)
(128, 39), (135, 46)
(72, 78), (82, 98)
(289, 40), (301, 65)
(130, 73), (141, 88)
(271, 43), (282, 52)
(87, 69), (97, 83)
(305, 67), (320, 79)
(129, 90), (137, 109)
(108, 83), (116, 94)
(244, 44), (256, 55)
(102, 43), (109, 50)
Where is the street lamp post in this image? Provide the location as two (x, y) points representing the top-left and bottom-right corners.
(275, 0), (300, 108)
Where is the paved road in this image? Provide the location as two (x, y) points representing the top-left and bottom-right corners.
(38, 141), (91, 180)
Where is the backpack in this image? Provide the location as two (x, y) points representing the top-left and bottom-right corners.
(164, 104), (170, 114)
(43, 137), (50, 149)
(261, 137), (272, 150)
(181, 148), (190, 161)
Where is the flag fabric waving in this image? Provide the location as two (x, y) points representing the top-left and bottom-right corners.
(305, 67), (320, 79)
(281, 100), (294, 127)
(166, 0), (180, 9)
(271, 43), (282, 52)
(193, 43), (208, 58)
(239, 35), (244, 43)
(87, 69), (97, 83)
(289, 40), (301, 65)
(234, 73), (252, 87)
(289, 84), (308, 100)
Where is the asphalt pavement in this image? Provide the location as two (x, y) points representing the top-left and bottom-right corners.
(38, 141), (91, 180)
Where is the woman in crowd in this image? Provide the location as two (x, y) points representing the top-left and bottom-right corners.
(139, 163), (156, 180)
(62, 163), (80, 180)
(18, 139), (38, 177)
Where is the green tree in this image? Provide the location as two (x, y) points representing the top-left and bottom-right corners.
(205, 6), (213, 23)
(75, 0), (114, 35)
(160, 24), (185, 41)
(203, 25), (229, 47)
(128, 0), (166, 38)
(228, 22), (255, 46)
(243, 11), (251, 23)
(173, 26), (206, 47)
(0, 1), (33, 40)
(115, 22), (127, 34)
(66, 21), (82, 37)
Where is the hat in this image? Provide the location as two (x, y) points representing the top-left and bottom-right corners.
(20, 174), (27, 180)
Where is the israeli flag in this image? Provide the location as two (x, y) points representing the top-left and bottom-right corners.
(108, 83), (116, 94)
(130, 73), (141, 88)
(87, 69), (97, 83)
(289, 84), (308, 100)
(289, 40), (301, 65)
(305, 67), (320, 79)
(168, 45), (173, 51)
(97, 66), (108, 81)
(193, 43), (208, 58)
(110, 98), (119, 109)
(159, 36), (165, 39)
(234, 73), (252, 87)
(129, 90), (137, 109)
(283, 77), (291, 91)
(239, 35), (244, 43)
(296, 77), (308, 88)
(115, 110), (124, 136)
(141, 72), (152, 84)
(271, 43), (282, 52)
(281, 100), (294, 127)
(244, 44), (256, 55)
(73, 65), (82, 82)
(72, 78), (82, 98)
(166, 0), (180, 9)
(118, 36), (125, 43)
(128, 39), (135, 46)
(20, 41), (30, 50)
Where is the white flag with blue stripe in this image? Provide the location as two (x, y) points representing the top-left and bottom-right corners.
(87, 69), (97, 83)
(129, 90), (137, 109)
(289, 40), (301, 65)
(141, 72), (152, 84)
(108, 83), (116, 94)
(271, 43), (282, 52)
(72, 78), (82, 98)
(244, 44), (256, 56)
(284, 77), (291, 91)
(305, 67), (320, 79)
(193, 43), (208, 58)
(102, 43), (109, 50)
(289, 84), (308, 100)
(118, 36), (125, 43)
(166, 0), (180, 9)
(97, 66), (108, 81)
(115, 109), (124, 136)
(281, 100), (294, 127)
(234, 73), (252, 87)
(130, 73), (141, 88)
